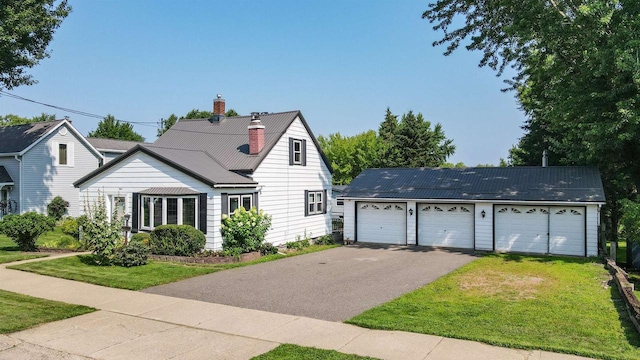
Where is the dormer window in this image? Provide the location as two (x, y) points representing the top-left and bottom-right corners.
(289, 138), (306, 166)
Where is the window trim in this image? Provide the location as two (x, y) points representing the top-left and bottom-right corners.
(292, 139), (302, 165)
(227, 194), (253, 214)
(59, 143), (68, 165)
(140, 195), (198, 230)
(305, 190), (325, 216)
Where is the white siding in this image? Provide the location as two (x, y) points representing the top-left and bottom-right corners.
(474, 203), (493, 250)
(406, 201), (416, 245)
(343, 199), (356, 242)
(586, 204), (599, 256)
(22, 124), (101, 216)
(252, 117), (332, 245)
(78, 152), (219, 248)
(102, 151), (123, 163)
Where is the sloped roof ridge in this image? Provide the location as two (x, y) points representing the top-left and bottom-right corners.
(179, 109), (301, 121)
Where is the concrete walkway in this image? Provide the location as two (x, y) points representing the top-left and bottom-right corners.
(0, 255), (590, 360)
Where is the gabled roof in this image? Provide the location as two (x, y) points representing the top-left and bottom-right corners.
(74, 144), (257, 187)
(86, 137), (147, 152)
(0, 120), (63, 153)
(343, 166), (605, 203)
(153, 111), (331, 172)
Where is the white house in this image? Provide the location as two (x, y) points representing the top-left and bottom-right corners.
(0, 120), (103, 217)
(341, 167), (605, 257)
(74, 97), (333, 250)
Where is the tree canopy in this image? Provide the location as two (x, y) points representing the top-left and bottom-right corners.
(423, 0), (640, 244)
(319, 108), (455, 185)
(0, 113), (56, 126)
(157, 108), (239, 136)
(88, 115), (145, 142)
(0, 0), (71, 90)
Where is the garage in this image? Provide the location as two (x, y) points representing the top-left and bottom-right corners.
(418, 204), (474, 248)
(495, 205), (585, 256)
(356, 202), (406, 244)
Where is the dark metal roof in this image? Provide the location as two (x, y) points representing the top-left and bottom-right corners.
(153, 111), (331, 172)
(86, 137), (147, 152)
(0, 121), (63, 153)
(342, 167), (605, 203)
(74, 144), (257, 187)
(139, 187), (199, 195)
(0, 166), (13, 183)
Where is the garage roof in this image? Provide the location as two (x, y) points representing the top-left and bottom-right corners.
(342, 166), (605, 203)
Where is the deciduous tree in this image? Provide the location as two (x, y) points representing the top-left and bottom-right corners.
(88, 115), (144, 142)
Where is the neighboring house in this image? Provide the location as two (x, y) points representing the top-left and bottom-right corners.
(74, 97), (333, 250)
(86, 138), (147, 163)
(341, 166), (605, 257)
(331, 185), (346, 219)
(0, 120), (103, 218)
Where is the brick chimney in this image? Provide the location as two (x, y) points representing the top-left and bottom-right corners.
(248, 112), (265, 155)
(213, 94), (225, 115)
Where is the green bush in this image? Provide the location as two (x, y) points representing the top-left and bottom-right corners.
(149, 225), (206, 256)
(0, 212), (55, 251)
(40, 235), (82, 250)
(130, 232), (151, 246)
(83, 192), (123, 265)
(113, 241), (149, 267)
(221, 207), (272, 255)
(47, 196), (69, 220)
(314, 234), (334, 245)
(620, 199), (640, 243)
(60, 217), (80, 239)
(259, 242), (279, 255)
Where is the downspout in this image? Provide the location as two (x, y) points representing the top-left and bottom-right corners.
(14, 155), (21, 214)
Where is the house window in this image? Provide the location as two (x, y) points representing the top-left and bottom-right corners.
(59, 144), (68, 165)
(140, 196), (198, 229)
(289, 138), (306, 166)
(306, 190), (324, 216)
(110, 196), (125, 221)
(228, 194), (252, 214)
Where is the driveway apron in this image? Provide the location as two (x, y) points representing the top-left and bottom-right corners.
(143, 245), (478, 321)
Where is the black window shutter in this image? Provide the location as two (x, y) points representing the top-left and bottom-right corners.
(253, 192), (259, 210)
(131, 193), (140, 233)
(304, 190), (309, 217)
(199, 193), (207, 234)
(323, 189), (327, 214)
(221, 193), (228, 215)
(302, 139), (307, 166)
(289, 138), (294, 165)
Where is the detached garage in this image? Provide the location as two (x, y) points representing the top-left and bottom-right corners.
(341, 167), (605, 257)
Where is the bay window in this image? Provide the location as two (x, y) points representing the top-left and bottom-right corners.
(140, 196), (198, 229)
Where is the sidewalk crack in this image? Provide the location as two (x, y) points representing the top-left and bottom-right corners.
(422, 336), (445, 359)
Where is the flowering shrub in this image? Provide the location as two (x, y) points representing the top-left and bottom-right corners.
(82, 191), (122, 265)
(221, 207), (272, 256)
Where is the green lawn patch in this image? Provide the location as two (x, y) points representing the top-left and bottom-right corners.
(252, 344), (377, 360)
(8, 244), (339, 290)
(0, 289), (94, 334)
(0, 234), (47, 264)
(347, 254), (640, 360)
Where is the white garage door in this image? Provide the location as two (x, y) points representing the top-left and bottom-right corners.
(495, 206), (549, 254)
(357, 202), (406, 244)
(417, 204), (474, 248)
(549, 207), (585, 256)
(495, 205), (586, 256)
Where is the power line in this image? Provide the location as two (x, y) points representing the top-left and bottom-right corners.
(0, 90), (157, 127)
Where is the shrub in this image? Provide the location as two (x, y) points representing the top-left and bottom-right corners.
(149, 225), (206, 256)
(620, 199), (640, 243)
(259, 242), (279, 255)
(130, 232), (151, 246)
(113, 241), (150, 267)
(221, 207), (272, 255)
(0, 212), (55, 251)
(60, 217), (80, 239)
(47, 196), (69, 220)
(314, 234), (334, 245)
(83, 191), (123, 265)
(40, 235), (82, 250)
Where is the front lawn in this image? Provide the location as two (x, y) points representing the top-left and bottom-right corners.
(347, 254), (640, 360)
(252, 344), (377, 360)
(0, 235), (47, 264)
(0, 289), (94, 333)
(9, 244), (339, 290)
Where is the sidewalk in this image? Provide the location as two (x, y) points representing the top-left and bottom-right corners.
(0, 255), (590, 360)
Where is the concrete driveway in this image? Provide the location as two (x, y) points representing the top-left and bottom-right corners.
(143, 245), (478, 321)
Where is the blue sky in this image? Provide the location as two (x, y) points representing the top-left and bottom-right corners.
(0, 0), (526, 166)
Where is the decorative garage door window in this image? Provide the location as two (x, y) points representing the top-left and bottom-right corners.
(498, 207), (508, 213)
(555, 209), (583, 215)
(498, 207), (549, 214)
(360, 204), (381, 210)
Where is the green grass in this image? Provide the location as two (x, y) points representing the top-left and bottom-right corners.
(0, 289), (94, 334)
(252, 344), (377, 360)
(9, 244), (339, 290)
(0, 234), (47, 264)
(347, 254), (640, 360)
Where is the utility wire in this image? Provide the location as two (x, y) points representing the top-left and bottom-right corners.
(0, 90), (157, 127)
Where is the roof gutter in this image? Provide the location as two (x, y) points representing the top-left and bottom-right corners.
(212, 184), (260, 188)
(339, 197), (606, 206)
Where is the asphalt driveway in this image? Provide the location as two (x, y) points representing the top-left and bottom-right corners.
(143, 245), (478, 321)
